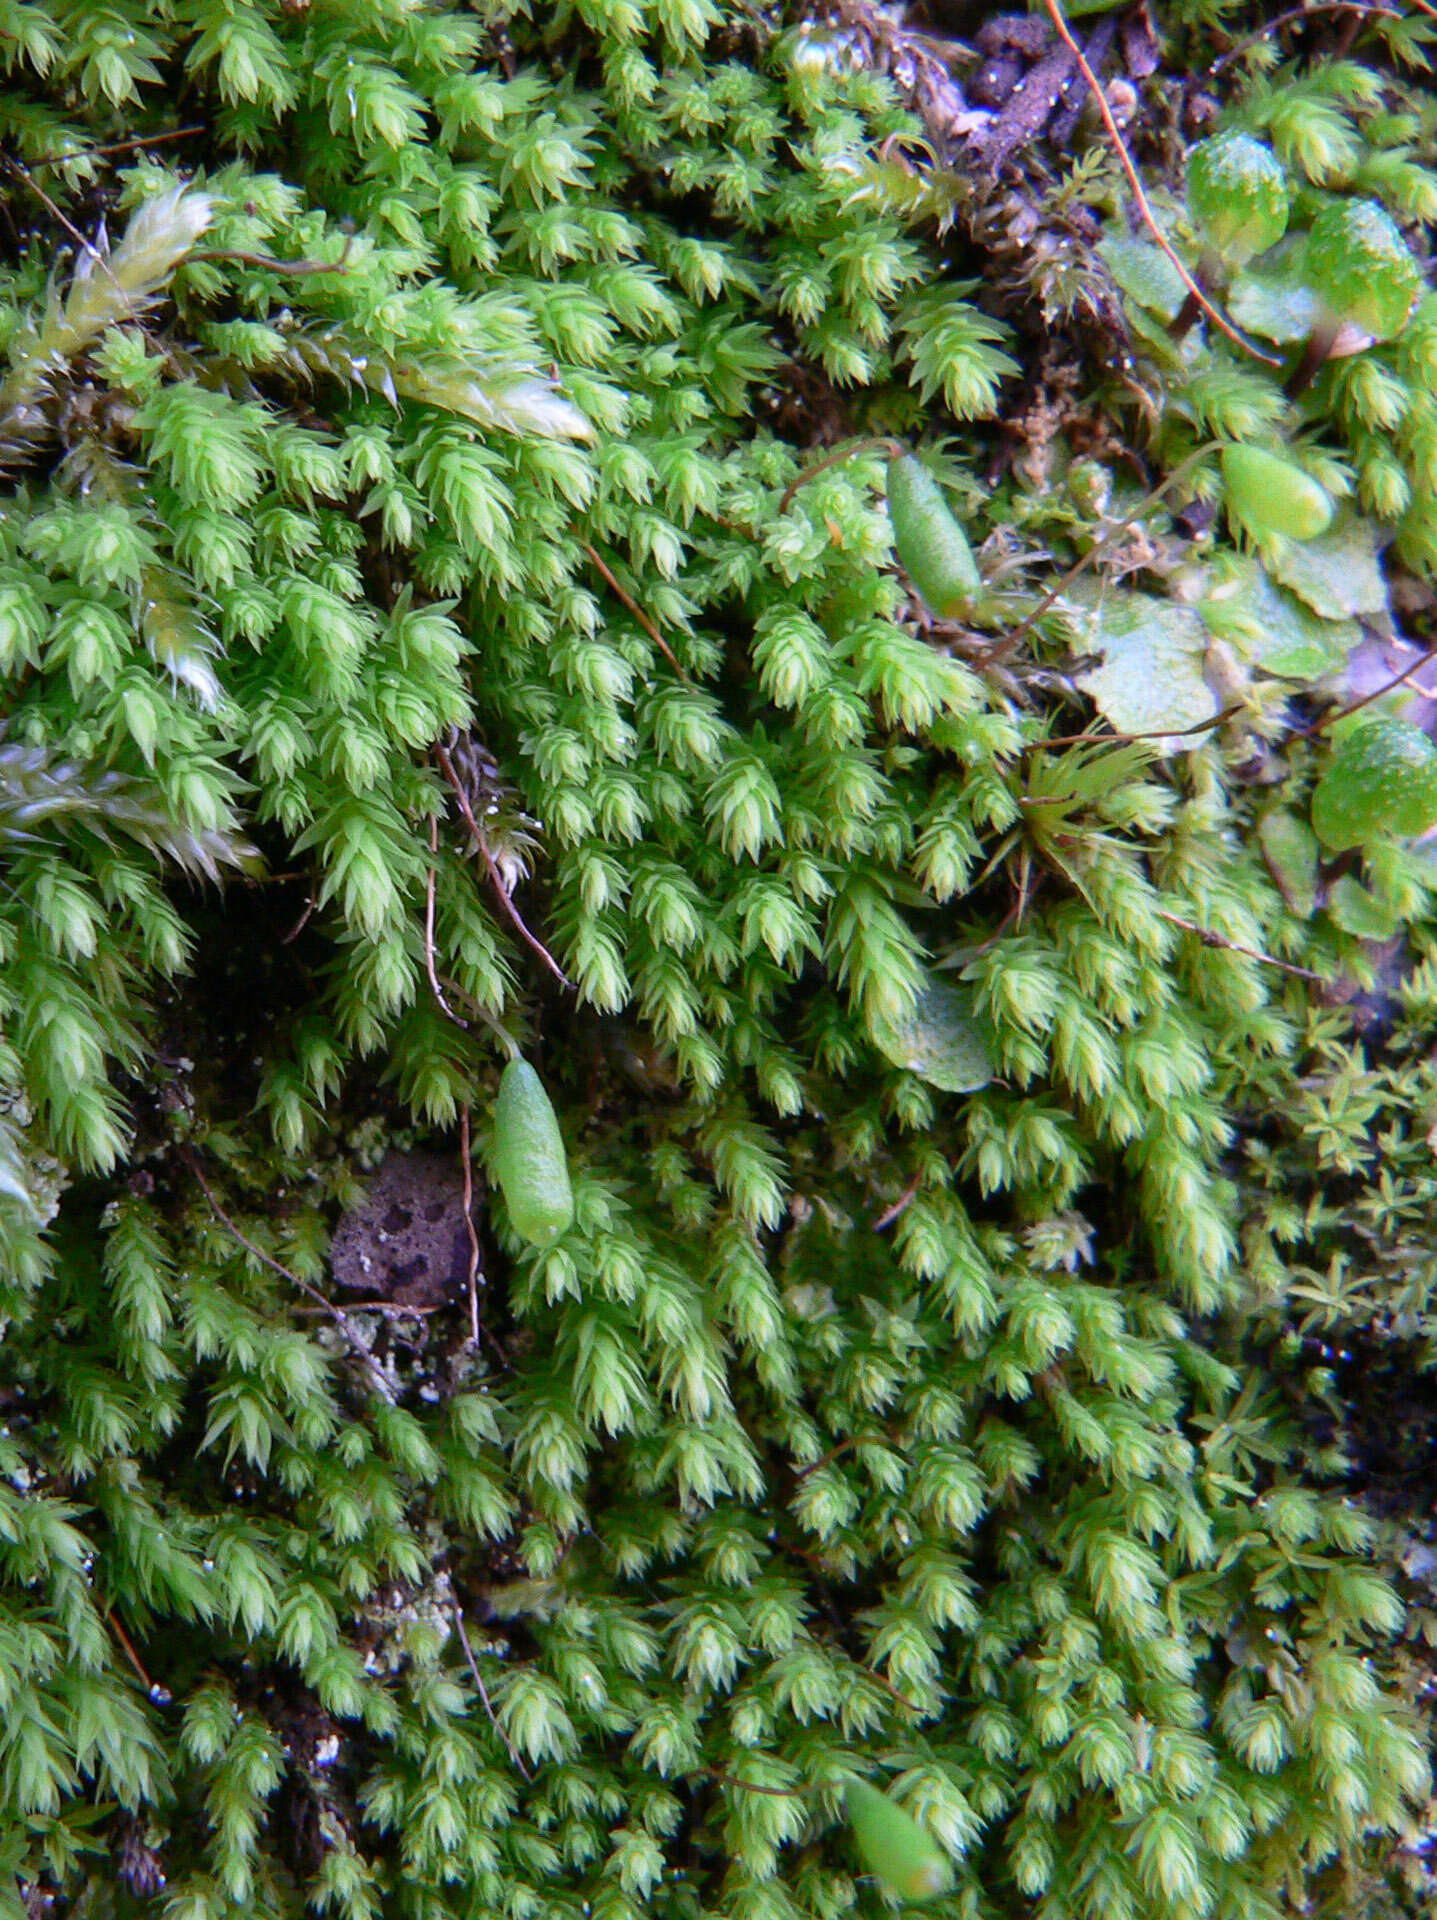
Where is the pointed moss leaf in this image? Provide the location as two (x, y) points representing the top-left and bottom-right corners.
(886, 452), (981, 620)
(1307, 198), (1422, 340)
(1326, 873), (1400, 940)
(870, 977), (993, 1092)
(846, 1783), (954, 1902)
(1068, 590), (1219, 749)
(1311, 713), (1437, 850)
(1199, 558), (1356, 679)
(1188, 132), (1290, 263)
(1221, 445), (1333, 543)
(1228, 258), (1321, 344)
(1258, 808), (1320, 917)
(489, 1059), (574, 1246)
(1097, 237), (1188, 322)
(1267, 513), (1388, 620)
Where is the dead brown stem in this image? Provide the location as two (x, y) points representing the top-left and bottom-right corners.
(1156, 910), (1322, 980)
(871, 1169), (924, 1231)
(581, 540), (689, 680)
(28, 125), (208, 166)
(1024, 703), (1247, 751)
(704, 1768), (811, 1799)
(1313, 651), (1437, 732)
(425, 814), (467, 1028)
(452, 1605), (533, 1780)
(1210, 0), (1403, 71)
(776, 437), (895, 516)
(1036, 0), (1279, 366)
(791, 1434), (867, 1483)
(434, 741), (573, 990)
(190, 236), (353, 278)
(107, 1608), (170, 1703)
(460, 1105), (482, 1347)
(3, 159), (135, 316)
(183, 1149), (395, 1400)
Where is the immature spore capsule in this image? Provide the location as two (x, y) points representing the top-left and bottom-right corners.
(1221, 444), (1333, 542)
(489, 1058), (574, 1246)
(1306, 198), (1422, 342)
(1187, 131), (1289, 264)
(845, 1781), (954, 1902)
(886, 450), (981, 620)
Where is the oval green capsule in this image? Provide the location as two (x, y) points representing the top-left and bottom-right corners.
(887, 451), (982, 620)
(489, 1058), (574, 1247)
(845, 1781), (953, 1903)
(1306, 198), (1422, 342)
(1187, 131), (1289, 264)
(1221, 444), (1333, 542)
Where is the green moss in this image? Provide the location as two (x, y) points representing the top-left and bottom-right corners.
(0, 4), (1432, 1920)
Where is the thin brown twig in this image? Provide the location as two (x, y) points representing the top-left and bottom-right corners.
(581, 540), (689, 680)
(1022, 703), (1248, 752)
(189, 237), (353, 278)
(855, 1663), (927, 1718)
(27, 125), (209, 166)
(871, 1169), (924, 1231)
(280, 895), (316, 944)
(183, 1149), (395, 1400)
(3, 158), (136, 315)
(776, 437), (894, 516)
(425, 815), (467, 1028)
(1036, 0), (1280, 366)
(704, 1768), (812, 1799)
(1209, 0), (1403, 72)
(792, 1434), (868, 1482)
(289, 1300), (444, 1317)
(434, 742), (572, 990)
(107, 1608), (170, 1703)
(981, 442), (1221, 666)
(1156, 910), (1323, 980)
(1312, 650), (1437, 733)
(451, 1604), (533, 1779)
(460, 1105), (482, 1347)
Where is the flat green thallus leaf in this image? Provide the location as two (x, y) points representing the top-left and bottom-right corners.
(870, 977), (993, 1092)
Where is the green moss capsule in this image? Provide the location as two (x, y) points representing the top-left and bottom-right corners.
(489, 1059), (574, 1246)
(1306, 198), (1422, 342)
(886, 450), (982, 620)
(1221, 444), (1333, 542)
(1311, 713), (1437, 850)
(1187, 131), (1289, 264)
(845, 1782), (953, 1903)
